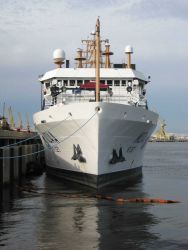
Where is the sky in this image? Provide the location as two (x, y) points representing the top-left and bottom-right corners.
(0, 0), (187, 133)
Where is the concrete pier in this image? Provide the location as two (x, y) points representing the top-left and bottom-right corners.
(0, 130), (45, 201)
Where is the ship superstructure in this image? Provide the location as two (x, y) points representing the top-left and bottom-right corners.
(33, 19), (158, 188)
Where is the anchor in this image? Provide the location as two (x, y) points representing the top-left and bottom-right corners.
(109, 147), (125, 164)
(71, 144), (86, 163)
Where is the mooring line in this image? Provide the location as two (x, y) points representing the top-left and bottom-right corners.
(0, 114), (71, 149)
(0, 110), (98, 159)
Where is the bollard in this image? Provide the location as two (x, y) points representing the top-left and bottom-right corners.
(0, 149), (3, 202)
(18, 146), (23, 186)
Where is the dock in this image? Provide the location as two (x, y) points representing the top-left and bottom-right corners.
(0, 129), (45, 201)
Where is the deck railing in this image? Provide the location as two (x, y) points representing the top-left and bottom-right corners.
(43, 93), (146, 109)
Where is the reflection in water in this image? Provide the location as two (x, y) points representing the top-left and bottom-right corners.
(97, 182), (158, 250)
(73, 207), (84, 232)
(97, 202), (158, 250)
(36, 176), (100, 250)
(35, 176), (158, 250)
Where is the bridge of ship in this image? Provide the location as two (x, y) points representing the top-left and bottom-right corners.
(40, 68), (148, 109)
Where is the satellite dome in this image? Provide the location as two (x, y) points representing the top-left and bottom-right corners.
(77, 48), (83, 52)
(53, 49), (65, 62)
(125, 45), (133, 54)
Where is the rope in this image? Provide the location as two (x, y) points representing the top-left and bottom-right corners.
(0, 110), (98, 159)
(0, 133), (39, 149)
(69, 114), (97, 152)
(55, 110), (98, 146)
(0, 114), (71, 149)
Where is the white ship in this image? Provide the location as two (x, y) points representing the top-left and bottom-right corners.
(33, 19), (158, 188)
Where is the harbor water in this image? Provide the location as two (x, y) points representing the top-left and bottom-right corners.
(0, 142), (188, 250)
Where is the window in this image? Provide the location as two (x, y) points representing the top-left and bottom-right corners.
(107, 80), (112, 86)
(45, 82), (50, 88)
(64, 80), (68, 86)
(70, 80), (75, 86)
(77, 80), (83, 86)
(84, 80), (90, 84)
(57, 80), (62, 87)
(122, 80), (126, 86)
(100, 80), (105, 84)
(114, 80), (120, 86)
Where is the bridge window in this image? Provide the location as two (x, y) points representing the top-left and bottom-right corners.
(64, 80), (68, 86)
(77, 80), (83, 86)
(114, 80), (120, 86)
(45, 82), (50, 88)
(70, 80), (75, 86)
(107, 80), (112, 86)
(122, 80), (126, 86)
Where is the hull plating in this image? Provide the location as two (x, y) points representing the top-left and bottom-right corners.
(33, 102), (158, 187)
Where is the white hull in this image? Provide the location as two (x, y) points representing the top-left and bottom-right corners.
(33, 102), (158, 188)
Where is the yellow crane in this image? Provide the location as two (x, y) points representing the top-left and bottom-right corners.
(154, 119), (174, 141)
(17, 112), (23, 131)
(8, 106), (15, 130)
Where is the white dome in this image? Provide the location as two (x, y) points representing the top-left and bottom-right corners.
(53, 49), (65, 61)
(77, 48), (82, 52)
(125, 45), (133, 54)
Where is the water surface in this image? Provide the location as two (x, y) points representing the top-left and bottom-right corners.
(0, 142), (188, 249)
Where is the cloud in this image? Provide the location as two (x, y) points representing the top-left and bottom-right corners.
(0, 0), (187, 132)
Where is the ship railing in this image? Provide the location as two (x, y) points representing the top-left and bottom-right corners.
(55, 94), (141, 105)
(44, 93), (146, 108)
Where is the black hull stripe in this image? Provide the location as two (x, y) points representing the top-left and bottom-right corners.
(46, 166), (142, 189)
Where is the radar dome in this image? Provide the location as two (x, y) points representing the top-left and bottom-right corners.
(53, 49), (65, 61)
(77, 48), (82, 52)
(125, 45), (133, 54)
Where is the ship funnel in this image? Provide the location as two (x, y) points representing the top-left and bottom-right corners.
(125, 45), (133, 69)
(53, 49), (65, 68)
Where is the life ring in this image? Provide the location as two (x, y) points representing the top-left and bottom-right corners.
(127, 86), (132, 92)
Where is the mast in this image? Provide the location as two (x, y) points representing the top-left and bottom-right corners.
(95, 18), (100, 102)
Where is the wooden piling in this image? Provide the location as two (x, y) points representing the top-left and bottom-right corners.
(0, 149), (3, 201)
(10, 148), (14, 184)
(18, 146), (22, 185)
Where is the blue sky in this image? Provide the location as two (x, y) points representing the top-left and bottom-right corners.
(0, 0), (188, 133)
